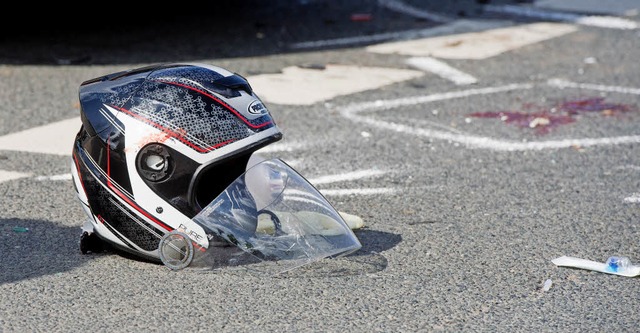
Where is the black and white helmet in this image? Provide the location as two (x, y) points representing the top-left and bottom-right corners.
(71, 63), (283, 262)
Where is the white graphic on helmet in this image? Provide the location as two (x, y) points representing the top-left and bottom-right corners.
(247, 100), (267, 115)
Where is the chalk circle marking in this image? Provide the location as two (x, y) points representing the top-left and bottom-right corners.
(338, 80), (640, 151)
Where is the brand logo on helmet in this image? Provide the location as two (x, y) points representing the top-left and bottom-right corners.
(248, 100), (267, 115)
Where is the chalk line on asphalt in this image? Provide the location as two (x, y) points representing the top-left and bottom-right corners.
(366, 22), (578, 59)
(34, 174), (73, 181)
(406, 57), (478, 85)
(484, 4), (638, 30)
(624, 193), (640, 203)
(339, 82), (640, 151)
(257, 141), (307, 153)
(308, 169), (387, 185)
(321, 187), (398, 197)
(289, 19), (513, 50)
(378, 0), (451, 23)
(548, 79), (640, 95)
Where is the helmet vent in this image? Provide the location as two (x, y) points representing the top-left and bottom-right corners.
(137, 144), (173, 182)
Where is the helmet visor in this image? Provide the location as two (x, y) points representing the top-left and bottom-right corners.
(174, 158), (361, 274)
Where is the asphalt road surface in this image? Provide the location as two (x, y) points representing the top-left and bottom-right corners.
(1, 0), (640, 331)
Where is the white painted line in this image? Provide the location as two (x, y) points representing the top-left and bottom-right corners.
(378, 0), (451, 23)
(308, 169), (386, 185)
(280, 159), (304, 167)
(342, 83), (533, 113)
(367, 22), (577, 59)
(615, 165), (640, 171)
(321, 187), (398, 196)
(576, 16), (639, 30)
(0, 170), (31, 183)
(548, 79), (640, 95)
(290, 30), (419, 50)
(339, 83), (640, 151)
(248, 65), (423, 105)
(406, 57), (478, 85)
(534, 0), (640, 17)
(34, 173), (72, 181)
(0, 117), (80, 156)
(484, 4), (638, 30)
(257, 141), (307, 153)
(290, 19), (513, 50)
(624, 193), (640, 203)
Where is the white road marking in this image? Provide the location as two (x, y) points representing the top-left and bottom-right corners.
(406, 57), (478, 85)
(289, 19), (512, 50)
(280, 159), (304, 167)
(484, 4), (638, 30)
(624, 193), (640, 203)
(257, 141), (307, 153)
(547, 78), (640, 95)
(339, 82), (640, 151)
(367, 22), (577, 59)
(615, 165), (640, 171)
(378, 0), (451, 23)
(248, 65), (423, 105)
(290, 30), (423, 50)
(34, 174), (72, 181)
(533, 0), (640, 17)
(341, 83), (532, 113)
(0, 170), (31, 183)
(321, 187), (398, 196)
(576, 16), (639, 30)
(308, 169), (386, 185)
(0, 117), (80, 156)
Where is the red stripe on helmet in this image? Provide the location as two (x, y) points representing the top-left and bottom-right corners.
(72, 151), (87, 196)
(105, 136), (173, 232)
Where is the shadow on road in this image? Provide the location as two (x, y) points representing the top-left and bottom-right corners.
(0, 218), (92, 284)
(0, 0), (530, 65)
(0, 216), (402, 283)
(272, 229), (403, 278)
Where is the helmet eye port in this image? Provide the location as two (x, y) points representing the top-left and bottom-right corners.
(137, 143), (172, 182)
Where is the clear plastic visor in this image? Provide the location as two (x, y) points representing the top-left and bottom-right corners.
(159, 158), (361, 274)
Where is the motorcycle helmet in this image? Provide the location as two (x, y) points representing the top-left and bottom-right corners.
(70, 63), (361, 272)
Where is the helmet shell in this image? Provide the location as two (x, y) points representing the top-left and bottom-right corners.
(70, 63), (282, 261)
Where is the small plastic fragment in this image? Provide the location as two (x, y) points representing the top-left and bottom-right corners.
(13, 227), (29, 233)
(605, 256), (631, 273)
(542, 279), (553, 291)
(552, 255), (640, 277)
(529, 117), (550, 128)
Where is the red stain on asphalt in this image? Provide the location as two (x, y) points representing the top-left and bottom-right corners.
(558, 97), (633, 115)
(469, 111), (575, 134)
(468, 97), (636, 135)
